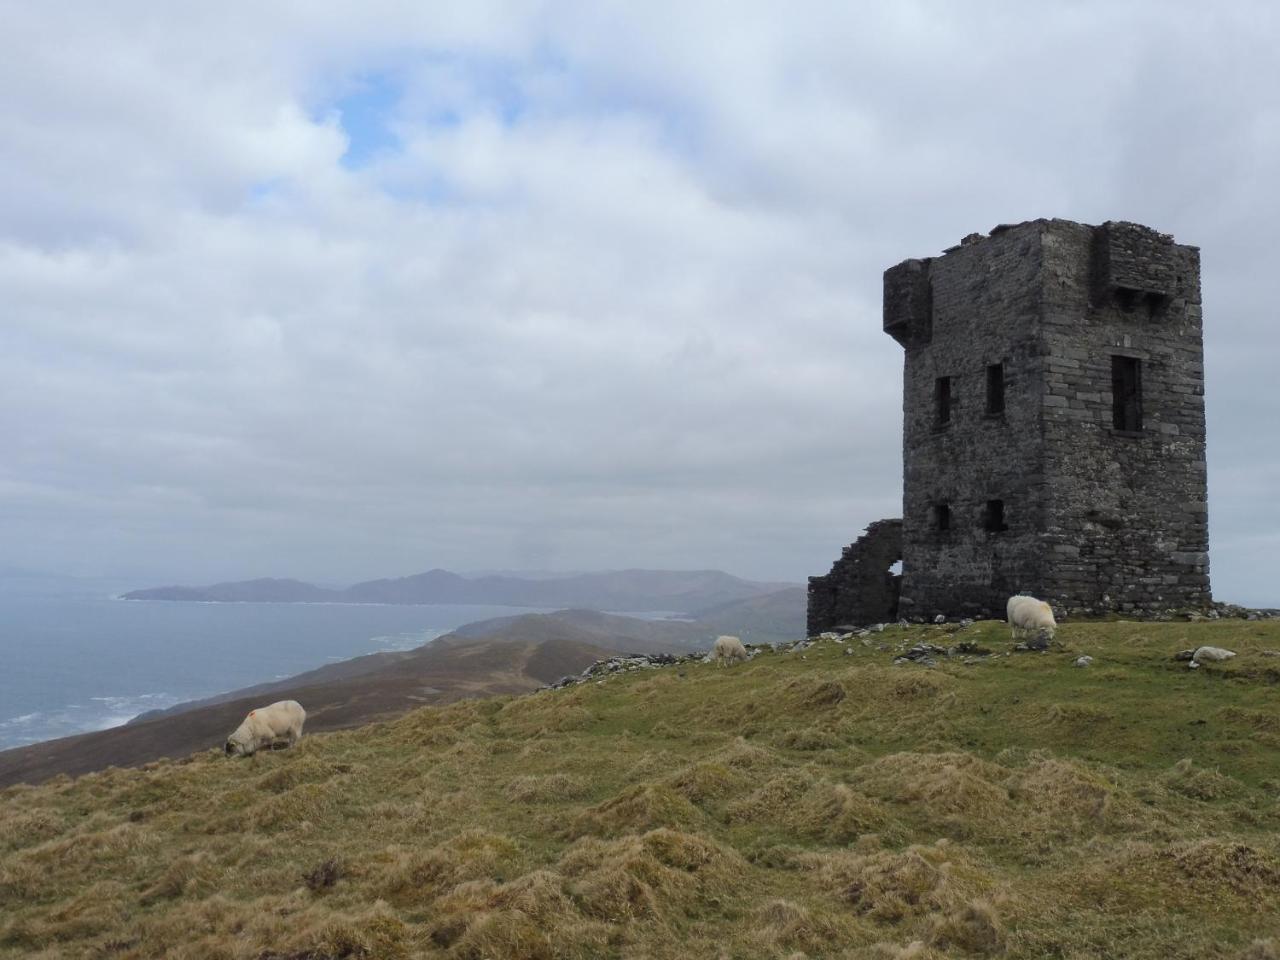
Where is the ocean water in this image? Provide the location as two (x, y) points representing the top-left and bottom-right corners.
(0, 577), (541, 750)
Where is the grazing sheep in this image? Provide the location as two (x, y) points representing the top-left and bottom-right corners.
(224, 700), (306, 757)
(1006, 595), (1057, 644)
(711, 634), (749, 666)
(1192, 646), (1236, 664)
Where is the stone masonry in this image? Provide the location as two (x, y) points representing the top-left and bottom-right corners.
(809, 218), (1210, 629)
(806, 519), (902, 634)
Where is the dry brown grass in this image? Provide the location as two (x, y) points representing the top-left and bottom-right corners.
(1239, 940), (1280, 960)
(505, 773), (590, 804)
(857, 752), (1012, 822)
(3, 618), (1280, 957)
(1164, 758), (1243, 801)
(570, 783), (704, 837)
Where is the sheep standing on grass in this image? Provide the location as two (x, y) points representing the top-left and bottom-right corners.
(711, 634), (749, 666)
(224, 700), (306, 757)
(1006, 595), (1057, 645)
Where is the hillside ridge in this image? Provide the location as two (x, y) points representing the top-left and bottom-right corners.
(121, 568), (798, 613)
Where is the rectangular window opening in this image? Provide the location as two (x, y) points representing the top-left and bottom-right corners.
(984, 499), (1007, 532)
(934, 376), (952, 426)
(1111, 355), (1143, 432)
(986, 362), (1005, 416)
(934, 503), (951, 532)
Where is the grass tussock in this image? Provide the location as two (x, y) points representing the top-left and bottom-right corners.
(749, 897), (857, 953)
(1167, 839), (1280, 894)
(772, 726), (847, 751)
(382, 829), (524, 904)
(1165, 758), (1243, 801)
(570, 783), (702, 837)
(505, 773), (589, 804)
(788, 781), (894, 844)
(558, 828), (742, 922)
(724, 769), (816, 824)
(925, 897), (1004, 954)
(666, 760), (749, 804)
(858, 752), (1011, 821)
(428, 870), (612, 960)
(1006, 756), (1117, 828)
(0, 810), (63, 852)
(890, 672), (955, 701)
(786, 676), (848, 708)
(3, 618), (1280, 957)
(828, 842), (971, 922)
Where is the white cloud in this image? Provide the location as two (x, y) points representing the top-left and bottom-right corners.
(0, 1), (1277, 602)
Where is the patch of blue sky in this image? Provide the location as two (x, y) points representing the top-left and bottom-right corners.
(323, 57), (530, 171)
(332, 70), (405, 169)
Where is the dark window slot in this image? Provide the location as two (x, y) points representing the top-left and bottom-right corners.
(1112, 355), (1143, 431)
(935, 376), (952, 426)
(984, 499), (1007, 532)
(934, 504), (951, 532)
(986, 362), (1005, 415)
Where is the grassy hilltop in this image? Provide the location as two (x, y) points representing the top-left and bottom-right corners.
(2, 619), (1279, 959)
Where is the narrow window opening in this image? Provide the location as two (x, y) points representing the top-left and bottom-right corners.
(934, 376), (952, 426)
(934, 504), (951, 532)
(984, 499), (1007, 532)
(1111, 355), (1143, 431)
(985, 362), (1005, 416)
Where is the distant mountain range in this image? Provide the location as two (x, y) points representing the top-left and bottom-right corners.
(121, 568), (797, 615)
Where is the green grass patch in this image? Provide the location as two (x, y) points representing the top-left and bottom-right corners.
(1, 619), (1279, 958)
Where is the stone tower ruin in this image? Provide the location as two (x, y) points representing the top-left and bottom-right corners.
(808, 219), (1210, 632)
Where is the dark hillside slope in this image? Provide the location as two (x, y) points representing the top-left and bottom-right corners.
(128, 609), (709, 728)
(0, 610), (719, 787)
(449, 608), (714, 650)
(0, 635), (611, 788)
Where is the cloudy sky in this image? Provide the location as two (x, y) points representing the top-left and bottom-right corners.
(3, 2), (1278, 602)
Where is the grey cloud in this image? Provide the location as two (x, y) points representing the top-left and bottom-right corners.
(1, 2), (1277, 603)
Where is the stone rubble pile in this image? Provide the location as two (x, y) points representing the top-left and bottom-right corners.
(547, 652), (708, 689)
(1154, 603), (1278, 623)
(543, 615), (1261, 690)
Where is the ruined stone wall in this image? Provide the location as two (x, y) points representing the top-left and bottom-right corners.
(809, 217), (1212, 630)
(1036, 221), (1209, 614)
(889, 222), (1050, 620)
(807, 519), (902, 633)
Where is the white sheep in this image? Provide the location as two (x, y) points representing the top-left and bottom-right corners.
(224, 700), (306, 757)
(711, 634), (749, 666)
(1192, 646), (1235, 664)
(1006, 595), (1057, 644)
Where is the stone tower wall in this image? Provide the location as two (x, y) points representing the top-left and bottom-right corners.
(1036, 221), (1210, 614)
(889, 222), (1052, 620)
(809, 217), (1212, 630)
